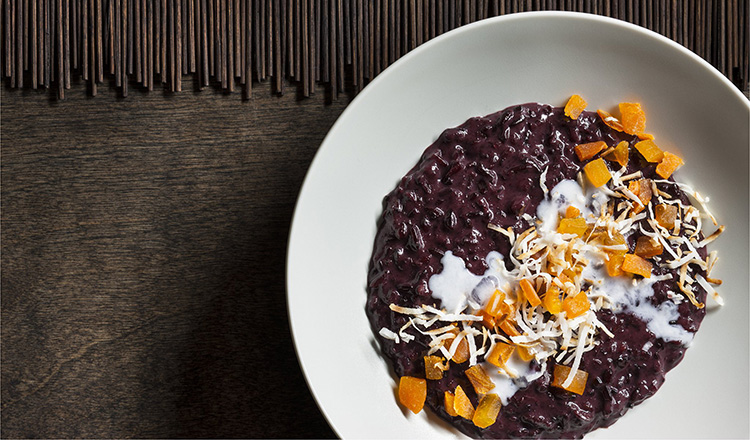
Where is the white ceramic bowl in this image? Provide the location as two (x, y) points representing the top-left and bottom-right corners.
(287, 11), (750, 439)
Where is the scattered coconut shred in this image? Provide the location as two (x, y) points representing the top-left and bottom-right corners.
(383, 95), (725, 430)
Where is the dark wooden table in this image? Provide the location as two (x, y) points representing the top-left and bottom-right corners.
(1, 81), (348, 438)
(2, 65), (747, 440)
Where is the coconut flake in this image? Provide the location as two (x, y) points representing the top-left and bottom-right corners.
(695, 273), (724, 306)
(379, 327), (400, 343)
(540, 167), (550, 194)
(696, 225), (725, 248)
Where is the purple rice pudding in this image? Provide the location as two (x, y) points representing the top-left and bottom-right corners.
(366, 100), (723, 438)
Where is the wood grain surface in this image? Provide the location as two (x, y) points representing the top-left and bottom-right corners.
(1, 81), (348, 438)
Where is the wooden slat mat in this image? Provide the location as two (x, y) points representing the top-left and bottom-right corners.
(2, 0), (748, 99)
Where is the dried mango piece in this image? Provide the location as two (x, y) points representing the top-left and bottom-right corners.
(444, 391), (459, 417)
(517, 345), (536, 362)
(466, 365), (496, 395)
(424, 355), (447, 380)
(551, 364), (589, 395)
(477, 310), (496, 329)
(398, 376), (427, 414)
(452, 340), (470, 364)
(543, 285), (563, 314)
(606, 140), (629, 167)
(557, 217), (587, 237)
(499, 319), (521, 337)
(655, 151), (684, 179)
(637, 132), (655, 140)
(635, 236), (664, 258)
(486, 342), (515, 367)
(472, 393), (502, 428)
(605, 252), (625, 277)
(565, 205), (581, 218)
(484, 289), (507, 317)
(564, 94), (588, 120)
(583, 158), (612, 187)
(557, 272), (572, 284)
(562, 290), (589, 318)
(622, 253), (652, 278)
(454, 385), (475, 420)
(634, 139), (664, 163)
(655, 203), (678, 229)
(619, 102), (646, 135)
(574, 141), (607, 161)
(498, 301), (513, 317)
(628, 178), (653, 212)
(603, 231), (627, 247)
(519, 278), (541, 307)
(445, 331), (470, 364)
(597, 109), (624, 131)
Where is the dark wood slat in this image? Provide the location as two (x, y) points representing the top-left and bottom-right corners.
(146, 0), (152, 89)
(63, 0), (70, 88)
(5, 0), (12, 79)
(336, 0), (343, 91)
(276, 0), (284, 92)
(31, 0), (37, 87)
(16, 0), (24, 88)
(106, 0), (113, 74)
(134, 0), (140, 81)
(243, 0), (252, 98)
(227, 0), (234, 91)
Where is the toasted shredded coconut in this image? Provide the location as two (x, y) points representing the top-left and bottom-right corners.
(380, 154), (723, 405)
(695, 274), (724, 306)
(379, 327), (400, 343)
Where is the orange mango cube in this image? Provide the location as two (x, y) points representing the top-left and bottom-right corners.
(565, 205), (581, 218)
(634, 236), (664, 259)
(465, 364), (496, 395)
(484, 289), (507, 317)
(558, 217), (588, 237)
(655, 203), (679, 229)
(472, 393), (502, 428)
(486, 341), (515, 368)
(619, 102), (646, 135)
(454, 385), (475, 420)
(444, 391), (459, 417)
(601, 230), (627, 247)
(622, 253), (652, 278)
(583, 158), (612, 187)
(655, 151), (684, 179)
(543, 285), (563, 314)
(452, 341), (470, 364)
(562, 291), (589, 319)
(597, 109), (625, 131)
(424, 355), (446, 380)
(607, 140), (629, 167)
(637, 132), (655, 140)
(557, 272), (572, 284)
(605, 252), (626, 277)
(551, 364), (589, 395)
(564, 94), (588, 120)
(446, 332), (470, 364)
(477, 310), (496, 329)
(399, 376), (427, 414)
(574, 141), (607, 161)
(499, 320), (521, 337)
(634, 139), (664, 163)
(628, 178), (653, 211)
(517, 345), (536, 362)
(519, 278), (542, 307)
